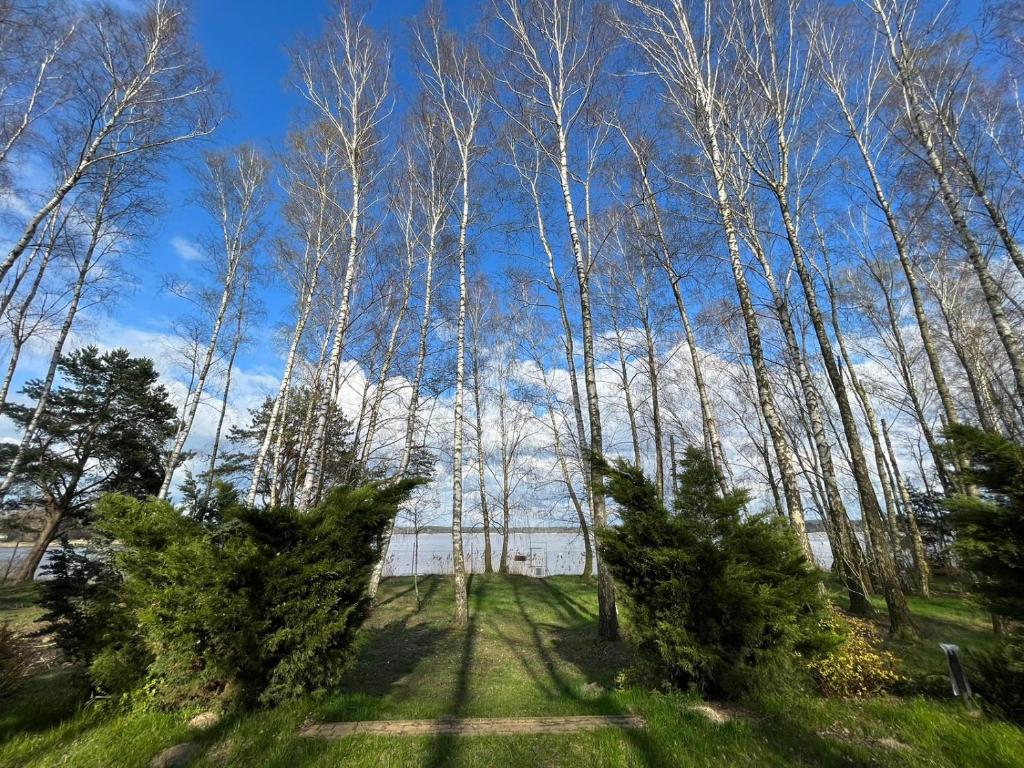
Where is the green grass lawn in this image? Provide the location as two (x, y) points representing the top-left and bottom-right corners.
(0, 582), (44, 633)
(2, 574), (1023, 767)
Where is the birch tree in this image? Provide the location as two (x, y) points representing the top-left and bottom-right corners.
(732, 189), (871, 613)
(517, 291), (596, 579)
(366, 105), (453, 599)
(494, 0), (619, 639)
(0, 150), (149, 499)
(0, 1), (74, 188)
(293, 1), (390, 511)
(869, 0), (1024, 406)
(813, 18), (960, 432)
(0, 0), (219, 286)
(615, 123), (730, 487)
(413, 5), (486, 626)
(203, 258), (259, 504)
(467, 276), (496, 574)
(245, 125), (345, 506)
(511, 143), (590, 500)
(621, 0), (811, 566)
(723, 0), (913, 635)
(0, 210), (66, 411)
(158, 146), (269, 499)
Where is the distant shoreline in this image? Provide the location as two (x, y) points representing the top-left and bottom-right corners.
(2, 521), (851, 544)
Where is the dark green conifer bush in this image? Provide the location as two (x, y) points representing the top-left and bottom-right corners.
(597, 447), (831, 699)
(41, 479), (420, 708)
(945, 424), (1024, 723)
(40, 538), (146, 696)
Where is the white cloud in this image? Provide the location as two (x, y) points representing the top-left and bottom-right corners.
(170, 236), (203, 262)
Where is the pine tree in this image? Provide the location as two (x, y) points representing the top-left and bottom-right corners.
(0, 347), (176, 581)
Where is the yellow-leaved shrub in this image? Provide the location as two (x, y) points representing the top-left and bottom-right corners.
(808, 610), (904, 697)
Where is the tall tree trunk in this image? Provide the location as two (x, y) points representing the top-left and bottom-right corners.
(641, 313), (666, 499)
(13, 498), (60, 583)
(159, 154), (257, 500)
(554, 123), (617, 640)
(882, 418), (931, 598)
(831, 285), (918, 589)
(289, 323), (336, 508)
(530, 171), (593, 526)
(358, 271), (414, 473)
(923, 270), (1001, 434)
(741, 203), (870, 611)
(367, 215), (439, 600)
(869, 264), (954, 494)
(0, 217), (61, 411)
(0, 114), (120, 285)
(204, 276), (249, 505)
(0, 174), (113, 499)
(703, 149), (808, 553)
(451, 156), (470, 629)
(298, 163), (362, 511)
(471, 348), (493, 574)
(831, 96), (960, 429)
(498, 383), (514, 576)
(159, 264), (240, 499)
(554, 416), (593, 580)
(936, 112), (1024, 281)
(771, 183), (914, 636)
(611, 324), (642, 468)
(248, 243), (324, 507)
(619, 132), (730, 486)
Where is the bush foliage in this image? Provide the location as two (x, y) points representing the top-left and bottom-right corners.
(41, 479), (420, 708)
(597, 447), (832, 699)
(39, 539), (144, 695)
(970, 634), (1024, 725)
(944, 424), (1024, 723)
(944, 425), (1024, 622)
(808, 611), (904, 697)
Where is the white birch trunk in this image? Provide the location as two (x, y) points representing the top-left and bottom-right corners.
(451, 154), (471, 627)
(296, 165), (361, 511)
(0, 173), (113, 498)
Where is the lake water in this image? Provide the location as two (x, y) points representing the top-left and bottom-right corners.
(379, 530), (839, 577)
(1, 531), (839, 581)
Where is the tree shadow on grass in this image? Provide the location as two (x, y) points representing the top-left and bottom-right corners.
(517, 578), (888, 766)
(373, 579), (418, 609)
(743, 707), (903, 767)
(422, 574), (479, 768)
(0, 667), (90, 744)
(319, 578), (449, 721)
(496, 577), (676, 767)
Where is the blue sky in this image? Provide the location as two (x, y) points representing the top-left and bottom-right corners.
(134, 0), (479, 378)
(3, 0), (995, 514)
(123, 0), (992, 381)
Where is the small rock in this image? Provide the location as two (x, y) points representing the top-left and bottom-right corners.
(581, 682), (605, 698)
(187, 711), (221, 730)
(149, 742), (198, 768)
(691, 704), (731, 725)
